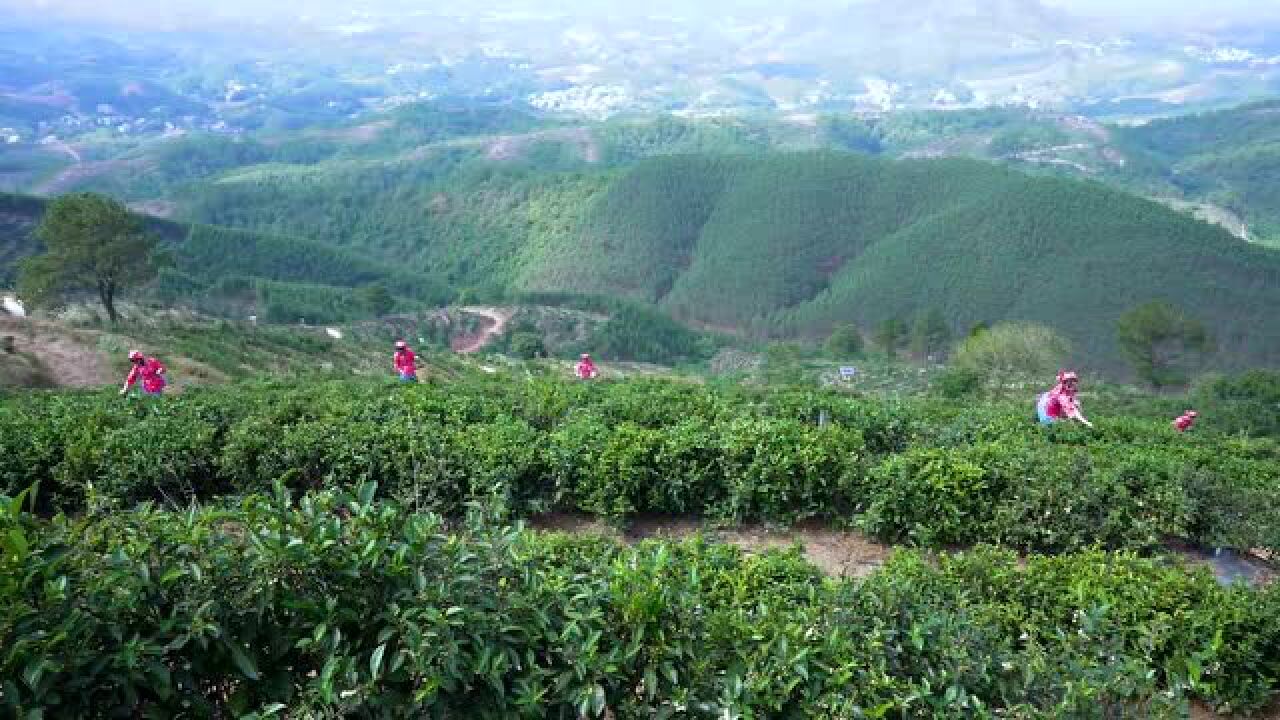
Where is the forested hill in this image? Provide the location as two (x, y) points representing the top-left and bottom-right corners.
(0, 193), (447, 324)
(1113, 99), (1280, 244)
(517, 153), (1280, 372)
(8, 147), (1280, 374)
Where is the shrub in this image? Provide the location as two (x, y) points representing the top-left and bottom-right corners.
(824, 323), (863, 358)
(952, 322), (1070, 393)
(861, 448), (992, 546)
(930, 366), (984, 398)
(1191, 370), (1280, 438)
(508, 331), (546, 359)
(5, 492), (1276, 717)
(1117, 301), (1213, 388)
(714, 418), (866, 523)
(4, 373), (1278, 556)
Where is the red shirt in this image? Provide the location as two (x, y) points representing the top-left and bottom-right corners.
(576, 359), (598, 379)
(1173, 414), (1196, 432)
(394, 348), (417, 375)
(125, 357), (166, 393)
(1044, 386), (1079, 420)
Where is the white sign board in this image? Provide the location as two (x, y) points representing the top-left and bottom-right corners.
(839, 366), (858, 380)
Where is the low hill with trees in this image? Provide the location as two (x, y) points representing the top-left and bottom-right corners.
(0, 192), (447, 325)
(517, 153), (1280, 374)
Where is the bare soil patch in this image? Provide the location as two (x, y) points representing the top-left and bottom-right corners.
(528, 512), (892, 578)
(0, 317), (110, 387)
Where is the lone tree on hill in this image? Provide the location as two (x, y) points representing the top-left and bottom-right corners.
(873, 317), (907, 358)
(17, 193), (159, 323)
(1116, 301), (1213, 388)
(909, 308), (952, 361)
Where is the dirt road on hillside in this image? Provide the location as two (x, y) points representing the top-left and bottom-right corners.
(451, 307), (513, 354)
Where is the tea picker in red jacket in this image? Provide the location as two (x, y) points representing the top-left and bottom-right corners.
(1035, 370), (1092, 428)
(576, 353), (599, 380)
(1173, 410), (1198, 432)
(120, 350), (167, 396)
(393, 340), (419, 382)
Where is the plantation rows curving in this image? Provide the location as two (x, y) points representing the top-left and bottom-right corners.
(2, 375), (1278, 554)
(3, 487), (1279, 717)
(4, 376), (1280, 554)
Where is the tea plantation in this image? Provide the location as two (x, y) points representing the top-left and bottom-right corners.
(3, 373), (1279, 717)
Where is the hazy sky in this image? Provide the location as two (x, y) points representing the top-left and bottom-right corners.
(2, 0), (1277, 29)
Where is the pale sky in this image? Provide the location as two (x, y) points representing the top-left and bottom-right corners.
(2, 0), (1278, 29)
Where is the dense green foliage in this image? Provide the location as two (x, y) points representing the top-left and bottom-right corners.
(1116, 301), (1213, 388)
(4, 346), (1280, 717)
(0, 193), (446, 322)
(515, 153), (1280, 374)
(1190, 370), (1280, 439)
(3, 374), (1277, 558)
(908, 308), (952, 360)
(0, 194), (44, 286)
(180, 159), (611, 299)
(873, 318), (907, 358)
(17, 193), (159, 323)
(952, 322), (1071, 392)
(1116, 99), (1280, 243)
(3, 485), (1279, 717)
(583, 304), (716, 365)
(824, 324), (864, 358)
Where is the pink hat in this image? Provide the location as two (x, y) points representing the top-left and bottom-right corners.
(128, 350), (143, 361)
(395, 340), (407, 349)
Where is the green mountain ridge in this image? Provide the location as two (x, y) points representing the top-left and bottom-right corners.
(7, 97), (1280, 377)
(518, 153), (1280, 373)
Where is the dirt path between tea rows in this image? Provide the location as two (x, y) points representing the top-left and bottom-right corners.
(533, 512), (896, 578)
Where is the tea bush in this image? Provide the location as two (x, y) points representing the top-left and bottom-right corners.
(2, 488), (1277, 718)
(2, 374), (1278, 555)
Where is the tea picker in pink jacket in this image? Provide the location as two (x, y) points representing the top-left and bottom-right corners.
(1173, 410), (1198, 432)
(576, 353), (599, 380)
(120, 350), (167, 396)
(1036, 370), (1092, 428)
(393, 340), (419, 382)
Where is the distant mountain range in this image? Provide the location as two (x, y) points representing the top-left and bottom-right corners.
(1, 0), (1279, 138)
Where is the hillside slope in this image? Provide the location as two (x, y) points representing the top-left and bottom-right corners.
(0, 193), (447, 323)
(1112, 99), (1280, 245)
(520, 153), (1280, 373)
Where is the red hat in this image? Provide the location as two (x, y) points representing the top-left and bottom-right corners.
(128, 350), (143, 362)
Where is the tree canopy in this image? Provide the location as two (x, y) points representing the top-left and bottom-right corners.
(1116, 301), (1213, 388)
(17, 192), (159, 323)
